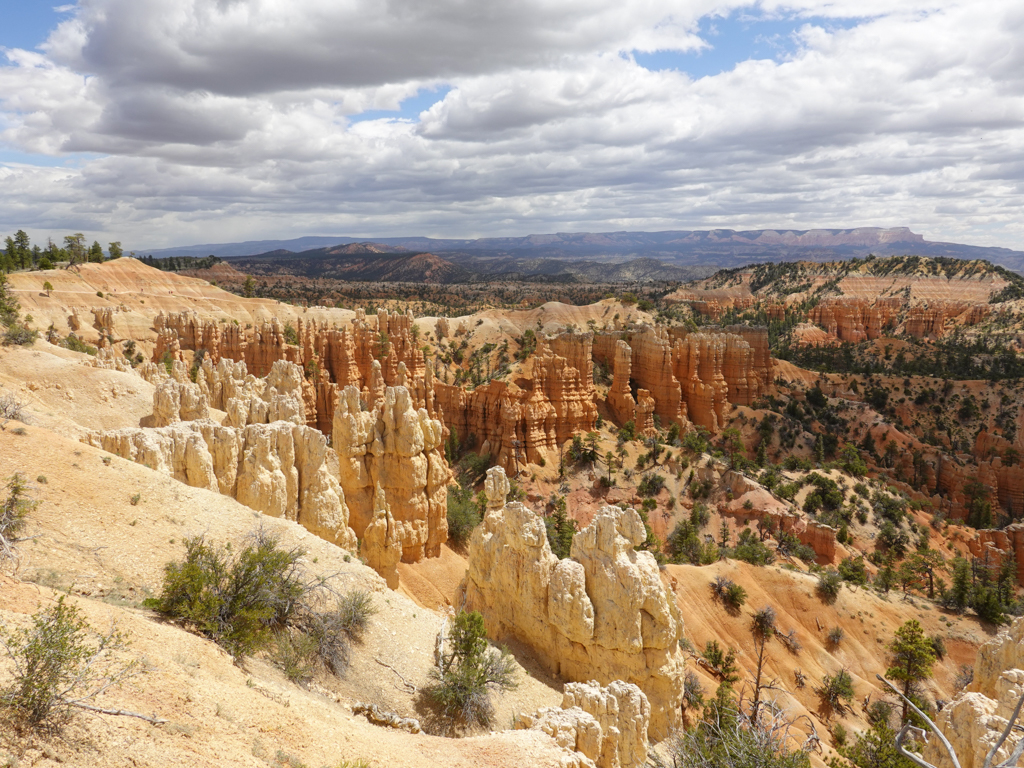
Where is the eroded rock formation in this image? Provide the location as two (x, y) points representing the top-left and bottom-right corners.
(152, 379), (210, 426)
(516, 680), (650, 768)
(84, 420), (358, 551)
(361, 485), (402, 589)
(434, 332), (598, 473)
(808, 298), (898, 342)
(594, 325), (771, 434)
(923, 617), (1024, 768)
(333, 384), (450, 562)
(464, 467), (685, 739)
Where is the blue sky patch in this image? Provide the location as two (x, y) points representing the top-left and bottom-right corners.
(0, 0), (71, 51)
(349, 85), (453, 123)
(633, 10), (861, 79)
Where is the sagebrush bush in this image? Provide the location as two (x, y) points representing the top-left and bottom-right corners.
(291, 589), (376, 675)
(150, 529), (306, 658)
(2, 323), (37, 347)
(826, 626), (845, 649)
(426, 610), (517, 730)
(0, 596), (138, 733)
(150, 527), (375, 678)
(816, 570), (842, 605)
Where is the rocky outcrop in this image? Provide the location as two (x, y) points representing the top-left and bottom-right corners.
(333, 384), (450, 562)
(720, 470), (838, 562)
(808, 298), (898, 342)
(923, 618), (1024, 768)
(152, 379), (210, 427)
(361, 485), (402, 589)
(464, 467), (685, 739)
(516, 680), (650, 768)
(83, 420), (358, 551)
(434, 332), (598, 473)
(595, 325), (771, 435)
(606, 340), (654, 435)
(152, 308), (429, 436)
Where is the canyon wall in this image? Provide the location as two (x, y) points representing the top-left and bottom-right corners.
(464, 467), (685, 740)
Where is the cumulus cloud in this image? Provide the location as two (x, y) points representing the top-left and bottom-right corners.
(0, 0), (1022, 250)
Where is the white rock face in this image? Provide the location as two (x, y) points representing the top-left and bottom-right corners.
(333, 384), (450, 563)
(360, 485), (402, 590)
(517, 680), (650, 768)
(84, 420), (357, 552)
(924, 617), (1024, 768)
(465, 467), (685, 740)
(152, 379), (210, 426)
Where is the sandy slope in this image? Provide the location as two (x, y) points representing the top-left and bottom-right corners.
(666, 560), (987, 757)
(0, 343), (566, 768)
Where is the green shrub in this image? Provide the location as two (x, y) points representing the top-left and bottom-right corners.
(1, 473), (35, 563)
(826, 626), (845, 649)
(700, 640), (739, 685)
(638, 473), (666, 498)
(427, 610), (517, 730)
(837, 556), (868, 586)
(730, 528), (775, 566)
(817, 570), (843, 604)
(545, 496), (578, 559)
(815, 668), (855, 719)
(723, 582), (747, 610)
(283, 322), (299, 346)
(0, 596), (138, 733)
(446, 485), (482, 550)
(2, 323), (38, 346)
(831, 722), (848, 748)
(60, 334), (97, 355)
(150, 528), (375, 674)
(290, 589), (376, 676)
(149, 529), (307, 659)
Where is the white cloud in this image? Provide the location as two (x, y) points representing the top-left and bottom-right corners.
(0, 0), (1021, 251)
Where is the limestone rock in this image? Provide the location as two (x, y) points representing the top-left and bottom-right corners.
(464, 468), (685, 739)
(334, 383), (450, 562)
(923, 618), (1024, 768)
(360, 485), (402, 589)
(83, 420), (357, 552)
(152, 379), (210, 427)
(518, 681), (649, 768)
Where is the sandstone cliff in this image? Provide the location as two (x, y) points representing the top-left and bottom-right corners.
(464, 467), (685, 739)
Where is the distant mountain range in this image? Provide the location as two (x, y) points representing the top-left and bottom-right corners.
(145, 227), (1024, 283)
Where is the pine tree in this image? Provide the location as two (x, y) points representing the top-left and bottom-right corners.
(885, 620), (935, 724)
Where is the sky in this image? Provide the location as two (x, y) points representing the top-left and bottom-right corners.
(0, 0), (1021, 251)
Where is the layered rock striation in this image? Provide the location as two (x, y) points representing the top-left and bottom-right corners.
(434, 332), (598, 473)
(464, 467), (685, 739)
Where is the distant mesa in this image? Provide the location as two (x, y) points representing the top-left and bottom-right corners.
(143, 227), (1024, 282)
